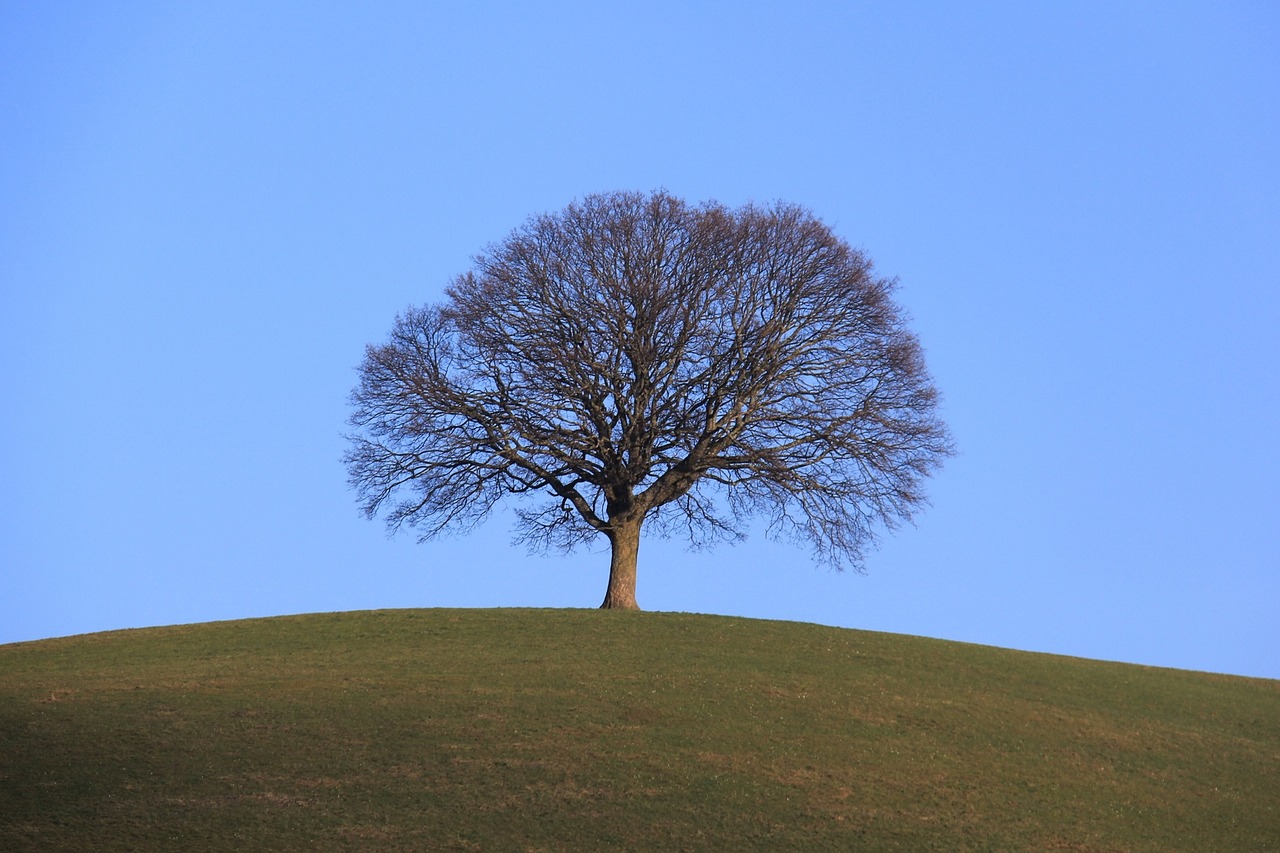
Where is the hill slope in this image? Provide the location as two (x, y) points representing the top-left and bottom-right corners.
(1, 609), (1277, 851)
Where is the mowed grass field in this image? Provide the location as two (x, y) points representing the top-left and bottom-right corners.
(1, 608), (1277, 851)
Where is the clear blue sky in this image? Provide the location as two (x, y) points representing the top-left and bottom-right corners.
(3, 2), (1277, 679)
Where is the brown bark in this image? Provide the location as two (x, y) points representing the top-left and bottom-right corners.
(599, 520), (641, 609)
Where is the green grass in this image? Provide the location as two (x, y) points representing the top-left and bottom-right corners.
(2, 609), (1277, 851)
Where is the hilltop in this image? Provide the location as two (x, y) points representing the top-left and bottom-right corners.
(2, 609), (1276, 851)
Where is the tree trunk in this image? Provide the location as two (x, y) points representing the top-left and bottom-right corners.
(600, 519), (641, 610)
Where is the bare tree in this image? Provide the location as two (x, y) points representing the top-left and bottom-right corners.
(346, 191), (952, 609)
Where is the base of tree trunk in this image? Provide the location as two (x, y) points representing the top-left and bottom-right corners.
(599, 595), (641, 610)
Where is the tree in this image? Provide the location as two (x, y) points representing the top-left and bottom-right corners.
(345, 190), (952, 609)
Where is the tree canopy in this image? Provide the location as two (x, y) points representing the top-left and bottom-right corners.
(346, 191), (952, 608)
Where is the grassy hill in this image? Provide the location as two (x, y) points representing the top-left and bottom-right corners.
(1, 609), (1277, 851)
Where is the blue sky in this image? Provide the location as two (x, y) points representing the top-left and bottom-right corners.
(3, 2), (1277, 679)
